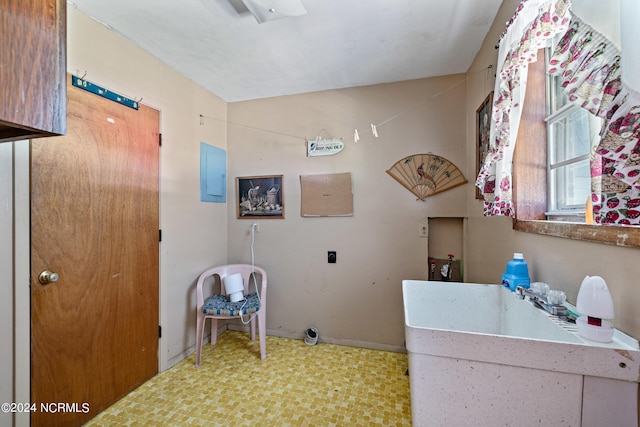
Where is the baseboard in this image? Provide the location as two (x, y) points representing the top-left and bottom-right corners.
(226, 324), (406, 353)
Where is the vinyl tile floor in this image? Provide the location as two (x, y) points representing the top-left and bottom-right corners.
(85, 331), (411, 426)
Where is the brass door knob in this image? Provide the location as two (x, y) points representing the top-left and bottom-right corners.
(38, 270), (59, 284)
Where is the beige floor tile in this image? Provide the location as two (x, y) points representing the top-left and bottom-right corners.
(85, 331), (411, 426)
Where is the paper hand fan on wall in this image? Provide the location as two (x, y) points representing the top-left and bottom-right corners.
(386, 153), (467, 200)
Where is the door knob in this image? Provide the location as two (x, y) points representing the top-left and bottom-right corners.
(38, 270), (59, 284)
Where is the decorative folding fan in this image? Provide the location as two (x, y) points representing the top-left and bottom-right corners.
(386, 153), (467, 200)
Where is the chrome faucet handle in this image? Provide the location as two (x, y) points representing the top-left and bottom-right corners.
(517, 285), (569, 316)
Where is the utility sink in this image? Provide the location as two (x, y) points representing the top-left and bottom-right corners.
(403, 280), (639, 427)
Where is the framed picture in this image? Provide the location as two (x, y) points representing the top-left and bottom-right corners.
(476, 92), (493, 199)
(236, 175), (284, 219)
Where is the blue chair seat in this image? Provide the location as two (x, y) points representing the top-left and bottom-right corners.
(203, 292), (260, 316)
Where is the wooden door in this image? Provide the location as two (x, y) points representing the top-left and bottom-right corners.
(30, 76), (160, 427)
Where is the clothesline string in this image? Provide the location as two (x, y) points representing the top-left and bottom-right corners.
(199, 115), (305, 140)
(199, 66), (493, 143)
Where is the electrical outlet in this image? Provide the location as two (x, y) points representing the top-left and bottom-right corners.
(251, 222), (259, 233)
(418, 223), (428, 238)
(328, 251), (337, 263)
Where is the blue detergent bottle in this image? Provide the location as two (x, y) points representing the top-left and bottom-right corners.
(501, 252), (530, 291)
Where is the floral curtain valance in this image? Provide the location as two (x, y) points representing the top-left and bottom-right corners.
(475, 0), (572, 217)
(477, 0), (640, 225)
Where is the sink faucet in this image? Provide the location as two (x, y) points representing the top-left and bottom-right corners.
(515, 286), (568, 316)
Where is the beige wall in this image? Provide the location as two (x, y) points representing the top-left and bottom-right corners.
(226, 75), (468, 349)
(465, 0), (640, 341)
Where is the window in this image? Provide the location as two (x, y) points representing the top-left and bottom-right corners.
(545, 51), (602, 221)
(512, 49), (640, 248)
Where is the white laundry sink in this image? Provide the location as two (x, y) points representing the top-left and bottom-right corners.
(403, 280), (639, 427)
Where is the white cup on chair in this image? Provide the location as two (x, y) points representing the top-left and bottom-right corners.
(224, 273), (245, 302)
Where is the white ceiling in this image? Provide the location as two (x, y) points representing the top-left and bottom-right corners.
(68, 0), (504, 102)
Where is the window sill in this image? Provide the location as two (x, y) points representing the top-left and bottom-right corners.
(514, 219), (640, 248)
(545, 211), (585, 222)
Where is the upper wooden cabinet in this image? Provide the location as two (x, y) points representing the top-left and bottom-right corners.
(0, 0), (66, 142)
